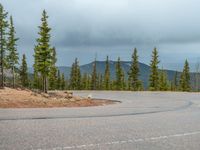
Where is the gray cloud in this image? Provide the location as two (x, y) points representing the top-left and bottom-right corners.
(1, 0), (200, 70)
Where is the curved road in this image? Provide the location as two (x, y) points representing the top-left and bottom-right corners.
(0, 91), (200, 150)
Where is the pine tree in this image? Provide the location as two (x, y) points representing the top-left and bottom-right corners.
(81, 73), (88, 90)
(99, 74), (103, 90)
(69, 58), (81, 90)
(0, 4), (8, 88)
(57, 70), (61, 90)
(128, 48), (141, 91)
(20, 54), (29, 87)
(33, 47), (39, 89)
(33, 70), (39, 89)
(65, 78), (69, 90)
(7, 16), (19, 88)
(115, 57), (124, 90)
(179, 60), (190, 92)
(33, 10), (52, 93)
(91, 59), (97, 90)
(104, 56), (110, 90)
(149, 47), (160, 91)
(49, 47), (57, 90)
(86, 74), (91, 90)
(173, 71), (178, 91)
(61, 73), (65, 90)
(159, 69), (168, 91)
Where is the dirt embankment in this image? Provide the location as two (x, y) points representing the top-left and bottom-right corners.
(0, 88), (116, 108)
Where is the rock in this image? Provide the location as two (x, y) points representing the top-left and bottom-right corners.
(64, 91), (73, 99)
(87, 94), (92, 99)
(70, 98), (76, 102)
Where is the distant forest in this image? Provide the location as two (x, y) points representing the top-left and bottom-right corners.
(0, 4), (194, 93)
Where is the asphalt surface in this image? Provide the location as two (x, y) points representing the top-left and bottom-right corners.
(0, 91), (200, 150)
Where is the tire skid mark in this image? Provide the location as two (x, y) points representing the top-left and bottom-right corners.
(0, 101), (193, 121)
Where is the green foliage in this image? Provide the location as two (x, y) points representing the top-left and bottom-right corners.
(57, 70), (61, 90)
(172, 71), (179, 91)
(104, 56), (110, 90)
(20, 54), (29, 87)
(91, 59), (97, 90)
(0, 4), (8, 87)
(159, 69), (169, 91)
(7, 16), (19, 87)
(81, 73), (88, 90)
(61, 73), (65, 90)
(33, 10), (53, 93)
(149, 47), (160, 91)
(49, 47), (57, 90)
(179, 60), (190, 92)
(115, 57), (125, 90)
(69, 58), (81, 90)
(97, 73), (103, 90)
(128, 48), (141, 91)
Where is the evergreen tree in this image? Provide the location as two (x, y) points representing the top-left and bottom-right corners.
(49, 47), (57, 90)
(179, 60), (190, 91)
(69, 58), (81, 90)
(0, 4), (8, 88)
(57, 70), (61, 90)
(20, 54), (29, 87)
(86, 74), (91, 90)
(33, 10), (52, 93)
(33, 46), (39, 89)
(99, 74), (103, 90)
(81, 73), (88, 90)
(65, 78), (69, 90)
(149, 48), (160, 91)
(115, 57), (124, 90)
(91, 59), (97, 90)
(69, 62), (75, 89)
(159, 69), (168, 91)
(7, 16), (19, 88)
(104, 56), (110, 90)
(173, 71), (178, 91)
(61, 73), (65, 90)
(128, 48), (141, 91)
(33, 70), (39, 89)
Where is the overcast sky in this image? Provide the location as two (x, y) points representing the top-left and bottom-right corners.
(1, 0), (200, 71)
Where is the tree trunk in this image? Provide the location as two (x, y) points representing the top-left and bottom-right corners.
(44, 76), (46, 93)
(12, 66), (15, 88)
(43, 76), (45, 93)
(43, 75), (48, 93)
(0, 31), (4, 88)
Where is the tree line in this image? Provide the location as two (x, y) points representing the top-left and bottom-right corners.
(67, 48), (190, 92)
(0, 5), (191, 92)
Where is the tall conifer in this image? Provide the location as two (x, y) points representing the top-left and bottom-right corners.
(91, 59), (97, 90)
(128, 48), (141, 91)
(0, 4), (8, 88)
(149, 48), (160, 91)
(20, 54), (29, 87)
(34, 10), (52, 93)
(7, 16), (19, 88)
(179, 60), (190, 91)
(104, 56), (110, 90)
(115, 57), (124, 90)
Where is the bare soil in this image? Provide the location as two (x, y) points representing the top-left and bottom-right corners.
(0, 88), (116, 108)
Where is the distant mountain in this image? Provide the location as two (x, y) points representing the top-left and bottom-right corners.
(28, 61), (198, 89)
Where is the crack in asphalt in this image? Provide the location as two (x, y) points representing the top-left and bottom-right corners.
(0, 101), (193, 121)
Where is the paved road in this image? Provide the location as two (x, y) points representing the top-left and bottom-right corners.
(0, 91), (200, 150)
